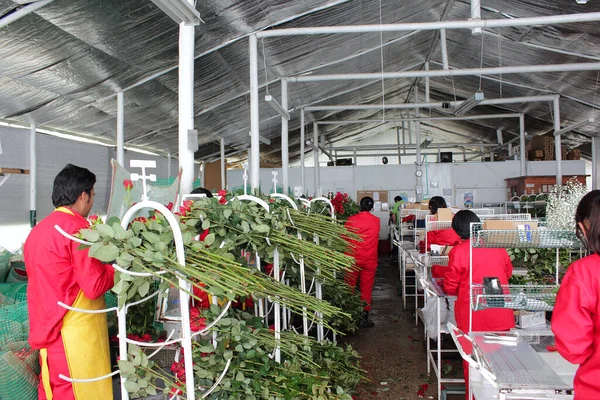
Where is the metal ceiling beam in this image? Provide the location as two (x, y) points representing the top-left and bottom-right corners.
(316, 113), (521, 124)
(326, 143), (495, 151)
(0, 0), (55, 29)
(289, 63), (600, 82)
(256, 12), (600, 37)
(305, 95), (558, 111)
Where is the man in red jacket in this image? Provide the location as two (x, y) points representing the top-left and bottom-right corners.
(345, 196), (380, 328)
(25, 164), (115, 400)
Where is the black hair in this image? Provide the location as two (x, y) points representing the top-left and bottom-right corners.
(575, 190), (600, 253)
(190, 187), (214, 198)
(360, 196), (374, 212)
(394, 196), (402, 202)
(452, 210), (480, 240)
(429, 196), (447, 215)
(52, 164), (96, 207)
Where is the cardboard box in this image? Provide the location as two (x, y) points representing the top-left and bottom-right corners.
(567, 149), (581, 160)
(435, 208), (454, 221)
(481, 220), (539, 247)
(515, 311), (547, 329)
(420, 200), (430, 210)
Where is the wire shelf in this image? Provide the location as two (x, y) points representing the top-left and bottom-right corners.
(479, 213), (532, 221)
(426, 220), (453, 232)
(471, 228), (582, 249)
(428, 256), (449, 267)
(471, 284), (557, 311)
(469, 208), (495, 216)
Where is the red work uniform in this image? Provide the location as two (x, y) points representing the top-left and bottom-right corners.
(344, 211), (381, 311)
(422, 228), (461, 278)
(443, 240), (514, 399)
(553, 254), (600, 399)
(25, 207), (115, 400)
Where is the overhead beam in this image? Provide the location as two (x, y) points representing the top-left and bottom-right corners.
(316, 113), (521, 124)
(256, 12), (600, 37)
(0, 0), (55, 29)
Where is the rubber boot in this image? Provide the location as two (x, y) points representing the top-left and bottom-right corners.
(360, 311), (375, 328)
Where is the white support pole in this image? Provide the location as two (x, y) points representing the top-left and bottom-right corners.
(593, 136), (598, 190)
(508, 143), (513, 159)
(519, 115), (526, 176)
(424, 62), (430, 102)
(300, 109), (306, 193)
(220, 137), (226, 190)
(415, 89), (423, 202)
(402, 122), (407, 155)
(496, 128), (503, 145)
(396, 126), (402, 164)
(30, 123), (37, 227)
(249, 34), (260, 193)
(553, 98), (562, 185)
(167, 152), (172, 178)
(178, 14), (196, 196)
(116, 91), (125, 166)
(281, 79), (289, 195)
(313, 122), (320, 195)
(353, 147), (357, 166)
(440, 29), (449, 70)
(470, 0), (482, 34)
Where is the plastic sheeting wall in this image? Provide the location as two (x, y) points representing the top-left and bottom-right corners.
(0, 125), (180, 251)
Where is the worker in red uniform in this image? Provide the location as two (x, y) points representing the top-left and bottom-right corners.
(24, 164), (115, 400)
(443, 210), (514, 399)
(344, 196), (380, 328)
(553, 190), (600, 399)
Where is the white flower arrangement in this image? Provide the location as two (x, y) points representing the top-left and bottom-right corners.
(545, 179), (589, 230)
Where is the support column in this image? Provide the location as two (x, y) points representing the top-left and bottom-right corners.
(313, 122), (320, 196)
(117, 91), (125, 166)
(470, 0), (482, 34)
(220, 138), (226, 190)
(353, 147), (357, 166)
(402, 122), (407, 155)
(30, 124), (36, 227)
(300, 109), (306, 193)
(396, 126), (402, 164)
(415, 89), (423, 202)
(553, 98), (562, 185)
(167, 152), (172, 178)
(519, 115), (526, 176)
(281, 79), (289, 195)
(178, 17), (196, 195)
(424, 62), (430, 102)
(593, 136), (599, 190)
(249, 34), (260, 193)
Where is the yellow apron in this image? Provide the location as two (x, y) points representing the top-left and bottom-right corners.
(44, 207), (113, 399)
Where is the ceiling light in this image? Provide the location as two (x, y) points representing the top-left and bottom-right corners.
(554, 117), (595, 136)
(265, 95), (290, 120)
(150, 0), (202, 25)
(576, 0), (589, 4)
(454, 91), (485, 115)
(420, 136), (433, 149)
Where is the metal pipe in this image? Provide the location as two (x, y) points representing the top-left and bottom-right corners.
(334, 151), (482, 157)
(520, 115), (526, 176)
(353, 147), (357, 166)
(304, 95), (558, 111)
(437, 146), (441, 163)
(116, 92), (125, 166)
(257, 12), (600, 37)
(30, 123), (37, 227)
(465, 136), (521, 161)
(415, 89), (423, 202)
(402, 122), (407, 155)
(178, 12), (196, 196)
(249, 34), (260, 192)
(220, 138), (226, 190)
(553, 98), (562, 185)
(167, 152), (172, 178)
(0, 0), (54, 29)
(470, 0), (482, 34)
(316, 113), (520, 124)
(496, 128), (503, 145)
(289, 63), (600, 82)
(326, 143), (496, 151)
(396, 126), (402, 164)
(313, 122), (320, 195)
(440, 29), (449, 70)
(424, 62), (430, 101)
(300, 109), (306, 193)
(593, 136), (598, 190)
(281, 79), (289, 194)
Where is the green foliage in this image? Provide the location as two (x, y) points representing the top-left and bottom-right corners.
(507, 248), (573, 284)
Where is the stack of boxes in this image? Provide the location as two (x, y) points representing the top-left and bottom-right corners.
(526, 134), (580, 161)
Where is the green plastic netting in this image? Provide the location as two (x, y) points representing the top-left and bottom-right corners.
(0, 293), (28, 342)
(0, 341), (39, 400)
(106, 159), (182, 220)
(0, 250), (11, 283)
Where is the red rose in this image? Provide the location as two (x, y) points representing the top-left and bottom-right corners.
(166, 202), (174, 211)
(218, 189), (227, 197)
(123, 179), (133, 190)
(190, 317), (206, 332)
(218, 196), (227, 205)
(141, 333), (152, 342)
(89, 215), (99, 222)
(109, 335), (119, 343)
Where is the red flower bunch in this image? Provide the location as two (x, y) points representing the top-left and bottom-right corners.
(178, 200), (194, 217)
(328, 192), (359, 219)
(123, 179), (133, 190)
(166, 202), (174, 211)
(217, 189), (227, 205)
(126, 333), (153, 342)
(330, 192), (348, 215)
(190, 306), (206, 332)
(417, 383), (429, 397)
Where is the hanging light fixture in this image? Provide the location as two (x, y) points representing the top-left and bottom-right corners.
(454, 91), (485, 115)
(575, 0), (589, 4)
(150, 0), (202, 25)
